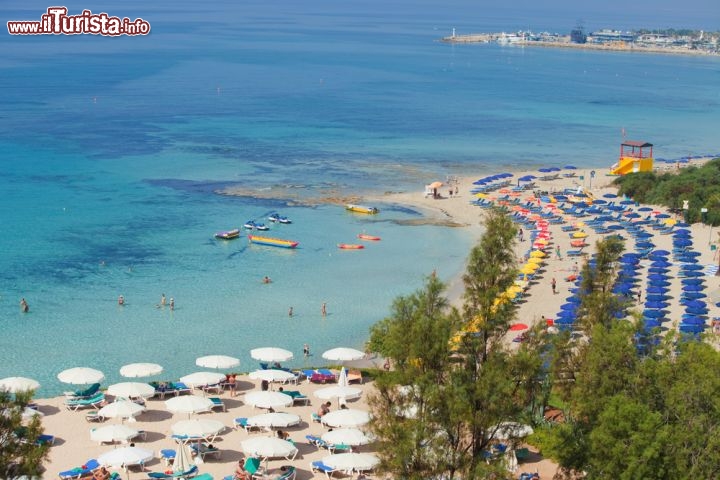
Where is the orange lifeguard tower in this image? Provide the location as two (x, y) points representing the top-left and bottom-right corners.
(610, 140), (654, 175)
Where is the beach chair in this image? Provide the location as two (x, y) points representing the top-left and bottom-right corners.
(566, 250), (584, 257)
(65, 392), (106, 411)
(190, 442), (221, 461)
(209, 397), (226, 412)
(316, 369), (337, 382)
(346, 370), (363, 384)
(160, 449), (176, 466)
(283, 390), (310, 405)
(244, 457), (265, 479)
(58, 459), (100, 479)
(202, 383), (223, 395)
(147, 465), (198, 479)
(172, 382), (192, 395)
(311, 413), (322, 423)
(37, 434), (55, 446)
(310, 460), (336, 478)
(65, 383), (101, 399)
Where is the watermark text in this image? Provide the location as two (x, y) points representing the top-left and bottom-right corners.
(8, 7), (151, 36)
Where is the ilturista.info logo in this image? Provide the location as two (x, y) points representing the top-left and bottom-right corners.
(7, 7), (151, 36)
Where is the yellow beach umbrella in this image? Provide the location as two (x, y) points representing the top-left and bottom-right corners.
(572, 231), (588, 238)
(664, 218), (677, 226)
(520, 266), (537, 275)
(574, 221), (585, 227)
(475, 193), (487, 199)
(535, 238), (549, 245)
(530, 250), (546, 258)
(527, 257), (543, 264)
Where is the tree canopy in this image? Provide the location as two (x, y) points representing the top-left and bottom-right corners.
(613, 158), (720, 225)
(0, 390), (49, 477)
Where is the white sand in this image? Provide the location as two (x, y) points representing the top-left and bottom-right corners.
(35, 159), (718, 480)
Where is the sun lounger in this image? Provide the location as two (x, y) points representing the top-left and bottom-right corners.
(310, 461), (336, 478)
(282, 390), (310, 405)
(209, 397), (226, 412)
(37, 434), (55, 446)
(346, 370), (363, 384)
(147, 465), (198, 479)
(202, 383), (224, 395)
(58, 458), (100, 479)
(566, 249), (584, 257)
(65, 393), (106, 411)
(64, 383), (101, 399)
(190, 442), (221, 461)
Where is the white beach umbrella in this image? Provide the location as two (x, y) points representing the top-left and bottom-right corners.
(241, 436), (298, 461)
(314, 385), (362, 402)
(119, 363), (163, 378)
(107, 382), (155, 399)
(246, 412), (301, 429)
(173, 442), (193, 474)
(171, 419), (225, 440)
(249, 369), (297, 383)
(321, 452), (380, 472)
(321, 428), (373, 446)
(322, 347), (365, 362)
(250, 347), (294, 363)
(98, 400), (145, 423)
(90, 424), (140, 444)
(57, 367), (104, 385)
(179, 371), (226, 388)
(0, 376), (40, 393)
(244, 391), (293, 409)
(165, 395), (214, 416)
(98, 446), (154, 469)
(321, 409), (370, 428)
(195, 355), (240, 370)
(492, 422), (534, 440)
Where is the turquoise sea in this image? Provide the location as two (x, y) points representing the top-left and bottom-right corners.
(1, 0), (719, 396)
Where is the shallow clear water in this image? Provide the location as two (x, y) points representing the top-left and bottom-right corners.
(1, 0), (719, 396)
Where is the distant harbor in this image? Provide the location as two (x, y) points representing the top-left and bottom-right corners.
(441, 28), (720, 56)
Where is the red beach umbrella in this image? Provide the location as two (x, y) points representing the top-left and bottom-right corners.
(509, 323), (529, 331)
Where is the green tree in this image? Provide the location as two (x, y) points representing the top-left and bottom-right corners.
(0, 390), (49, 477)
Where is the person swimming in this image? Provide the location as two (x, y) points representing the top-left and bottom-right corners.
(118, 295), (125, 306)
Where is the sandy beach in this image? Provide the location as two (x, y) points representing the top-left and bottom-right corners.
(27, 158), (720, 480)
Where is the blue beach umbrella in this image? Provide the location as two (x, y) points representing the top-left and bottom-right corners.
(651, 249), (670, 256)
(650, 260), (672, 268)
(649, 280), (671, 288)
(676, 257), (698, 264)
(612, 285), (634, 294)
(554, 317), (575, 325)
(647, 274), (669, 281)
(637, 207), (653, 212)
(548, 167), (561, 172)
(681, 264), (703, 271)
(647, 286), (669, 294)
(681, 316), (706, 325)
(643, 310), (666, 318)
(560, 303), (578, 312)
(686, 307), (709, 316)
(593, 199), (607, 205)
(682, 292), (706, 300)
(643, 319), (661, 329)
(635, 242), (655, 249)
(645, 301), (670, 310)
(603, 193), (617, 199)
(682, 300), (707, 308)
(673, 239), (693, 247)
(682, 251), (701, 257)
(564, 165), (577, 170)
(682, 271), (704, 277)
(564, 296), (582, 304)
(635, 232), (653, 238)
(681, 278), (704, 285)
(607, 224), (624, 230)
(620, 199), (635, 205)
(655, 213), (671, 219)
(683, 284), (704, 292)
(679, 324), (704, 334)
(676, 222), (690, 227)
(538, 168), (552, 173)
(646, 294), (670, 302)
(625, 212), (641, 218)
(648, 267), (670, 274)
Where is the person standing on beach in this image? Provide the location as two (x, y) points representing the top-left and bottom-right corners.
(555, 245), (562, 259)
(20, 298), (29, 313)
(321, 303), (327, 316)
(551, 278), (557, 294)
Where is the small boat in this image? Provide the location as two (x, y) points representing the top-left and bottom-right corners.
(269, 213), (293, 224)
(248, 234), (299, 249)
(215, 229), (240, 240)
(346, 204), (379, 214)
(338, 243), (364, 250)
(358, 234), (381, 241)
(244, 220), (269, 231)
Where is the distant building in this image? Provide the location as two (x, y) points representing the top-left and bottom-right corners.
(590, 29), (636, 44)
(570, 28), (586, 44)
